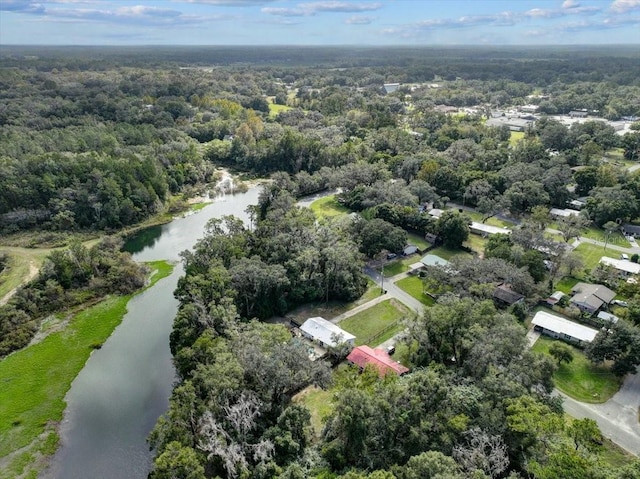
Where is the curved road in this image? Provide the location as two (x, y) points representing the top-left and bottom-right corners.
(557, 371), (640, 456)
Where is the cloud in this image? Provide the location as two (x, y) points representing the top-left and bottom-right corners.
(0, 0), (44, 13)
(262, 1), (382, 17)
(344, 15), (373, 24)
(298, 1), (381, 13)
(610, 0), (640, 13)
(562, 0), (580, 8)
(181, 0), (277, 5)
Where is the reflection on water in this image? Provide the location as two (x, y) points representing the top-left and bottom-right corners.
(43, 182), (261, 479)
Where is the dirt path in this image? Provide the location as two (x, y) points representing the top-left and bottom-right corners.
(0, 260), (39, 305)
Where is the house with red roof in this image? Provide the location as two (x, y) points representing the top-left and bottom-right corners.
(346, 345), (409, 377)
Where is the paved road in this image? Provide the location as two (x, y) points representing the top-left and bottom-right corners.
(363, 266), (425, 314)
(557, 370), (640, 456)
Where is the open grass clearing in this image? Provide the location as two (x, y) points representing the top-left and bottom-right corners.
(428, 246), (472, 261)
(464, 210), (514, 229)
(309, 195), (350, 219)
(510, 131), (525, 146)
(294, 386), (333, 439)
(395, 276), (435, 306)
(382, 255), (417, 277)
(573, 242), (611, 272)
(268, 101), (293, 119)
(0, 247), (52, 303)
(531, 336), (620, 403)
(338, 299), (411, 346)
(0, 261), (173, 479)
(464, 234), (488, 255)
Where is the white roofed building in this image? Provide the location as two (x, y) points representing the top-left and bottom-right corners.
(531, 310), (599, 345)
(600, 257), (640, 277)
(300, 317), (355, 349)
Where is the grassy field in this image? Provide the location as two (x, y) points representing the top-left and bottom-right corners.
(510, 131), (525, 146)
(382, 256), (417, 277)
(428, 246), (472, 261)
(309, 195), (349, 219)
(294, 386), (333, 438)
(0, 260), (173, 479)
(531, 336), (620, 403)
(268, 101), (293, 118)
(555, 276), (580, 294)
(573, 242), (610, 271)
(464, 210), (514, 229)
(464, 234), (488, 254)
(338, 299), (410, 346)
(395, 276), (435, 306)
(0, 247), (51, 302)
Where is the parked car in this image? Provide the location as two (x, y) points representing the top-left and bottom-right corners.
(612, 299), (628, 307)
(386, 346), (396, 355)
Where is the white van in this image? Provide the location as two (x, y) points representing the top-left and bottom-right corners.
(621, 254), (629, 261)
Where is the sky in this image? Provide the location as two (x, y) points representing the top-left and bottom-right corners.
(0, 0), (639, 46)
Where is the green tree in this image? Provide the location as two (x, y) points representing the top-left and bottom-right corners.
(151, 441), (206, 479)
(436, 210), (470, 249)
(548, 342), (574, 366)
(355, 218), (408, 258)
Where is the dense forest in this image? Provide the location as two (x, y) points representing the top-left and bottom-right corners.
(1, 46), (640, 478)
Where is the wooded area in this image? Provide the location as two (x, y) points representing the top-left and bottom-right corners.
(1, 46), (640, 478)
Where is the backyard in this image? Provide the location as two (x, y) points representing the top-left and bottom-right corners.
(338, 299), (411, 346)
(309, 195), (349, 219)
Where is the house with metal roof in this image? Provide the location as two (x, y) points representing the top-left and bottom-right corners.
(531, 311), (599, 345)
(570, 282), (616, 314)
(299, 317), (355, 349)
(599, 257), (640, 277)
(347, 345), (409, 376)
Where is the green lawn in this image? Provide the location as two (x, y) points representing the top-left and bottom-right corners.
(428, 246), (472, 261)
(464, 234), (488, 254)
(582, 226), (630, 248)
(338, 299), (410, 346)
(382, 256), (416, 277)
(464, 210), (514, 229)
(573, 242), (609, 271)
(309, 195), (350, 219)
(531, 336), (621, 403)
(294, 386), (333, 438)
(510, 131), (525, 146)
(555, 276), (580, 294)
(268, 102), (293, 118)
(0, 261), (173, 479)
(395, 276), (435, 306)
(406, 232), (431, 251)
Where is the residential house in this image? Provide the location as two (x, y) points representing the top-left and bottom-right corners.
(569, 282), (616, 314)
(347, 345), (409, 377)
(403, 245), (419, 256)
(299, 317), (356, 349)
(531, 310), (599, 345)
(622, 224), (640, 239)
(599, 257), (640, 277)
(493, 283), (525, 308)
(470, 222), (511, 236)
(550, 208), (580, 219)
(569, 110), (588, 118)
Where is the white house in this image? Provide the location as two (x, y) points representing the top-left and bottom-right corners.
(599, 257), (640, 277)
(470, 222), (511, 236)
(300, 317), (355, 349)
(531, 310), (599, 345)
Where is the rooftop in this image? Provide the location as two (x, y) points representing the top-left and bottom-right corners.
(420, 254), (450, 268)
(531, 311), (599, 343)
(470, 222), (511, 235)
(300, 317), (355, 347)
(347, 345), (409, 376)
(571, 282), (616, 304)
(600, 257), (640, 275)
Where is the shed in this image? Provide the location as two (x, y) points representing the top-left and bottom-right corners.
(428, 208), (444, 218)
(347, 345), (409, 376)
(383, 83), (400, 94)
(300, 317), (355, 349)
(597, 311), (619, 324)
(531, 311), (599, 344)
(545, 291), (566, 306)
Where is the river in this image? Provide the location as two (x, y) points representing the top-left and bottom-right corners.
(42, 182), (261, 479)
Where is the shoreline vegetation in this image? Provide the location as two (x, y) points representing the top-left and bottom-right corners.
(0, 260), (174, 479)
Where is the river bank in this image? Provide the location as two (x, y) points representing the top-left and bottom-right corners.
(0, 260), (173, 479)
